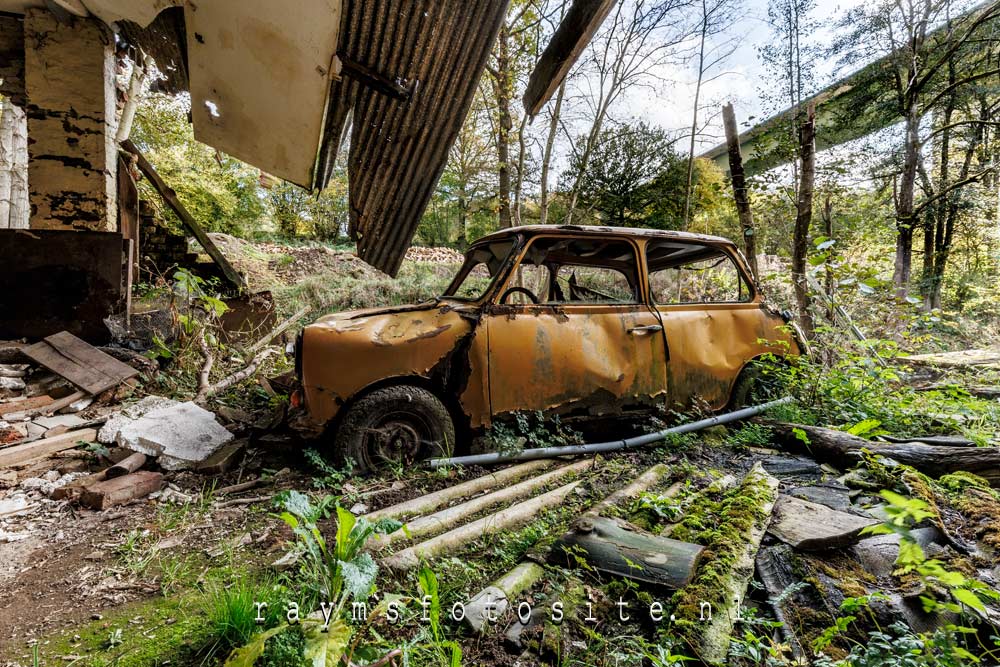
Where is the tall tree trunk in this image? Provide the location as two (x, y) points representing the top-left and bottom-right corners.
(493, 25), (513, 229)
(893, 107), (921, 298)
(792, 103), (816, 339)
(512, 114), (528, 226)
(116, 54), (152, 144)
(0, 100), (14, 229)
(722, 103), (758, 280)
(821, 193), (835, 323)
(683, 0), (709, 230)
(538, 80), (566, 227)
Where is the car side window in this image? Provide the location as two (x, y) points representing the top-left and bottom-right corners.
(501, 237), (640, 305)
(647, 242), (750, 304)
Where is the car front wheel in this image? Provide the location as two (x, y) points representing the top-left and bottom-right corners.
(334, 385), (455, 473)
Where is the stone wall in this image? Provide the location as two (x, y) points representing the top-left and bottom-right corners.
(139, 202), (193, 282)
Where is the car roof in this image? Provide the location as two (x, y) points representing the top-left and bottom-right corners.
(475, 224), (737, 247)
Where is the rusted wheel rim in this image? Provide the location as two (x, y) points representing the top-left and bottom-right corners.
(364, 412), (432, 467)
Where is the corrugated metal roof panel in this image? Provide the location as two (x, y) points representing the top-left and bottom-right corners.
(316, 0), (509, 276)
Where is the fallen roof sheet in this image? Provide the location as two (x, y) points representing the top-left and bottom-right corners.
(315, 0), (510, 275)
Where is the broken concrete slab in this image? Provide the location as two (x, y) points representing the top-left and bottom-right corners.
(194, 439), (246, 475)
(768, 494), (880, 550)
(80, 471), (164, 509)
(0, 494), (31, 516)
(97, 395), (180, 444)
(787, 482), (856, 513)
(32, 413), (87, 430)
(0, 376), (25, 395)
(113, 401), (233, 470)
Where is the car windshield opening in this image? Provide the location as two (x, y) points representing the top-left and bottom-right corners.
(443, 240), (516, 300)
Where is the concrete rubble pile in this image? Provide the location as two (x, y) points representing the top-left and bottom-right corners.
(1, 332), (249, 518)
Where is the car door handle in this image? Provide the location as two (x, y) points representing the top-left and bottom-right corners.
(627, 324), (663, 335)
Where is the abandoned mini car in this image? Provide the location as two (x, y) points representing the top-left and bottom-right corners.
(294, 225), (804, 470)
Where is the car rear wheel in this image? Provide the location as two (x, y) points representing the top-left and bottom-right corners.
(334, 385), (455, 473)
(729, 359), (788, 409)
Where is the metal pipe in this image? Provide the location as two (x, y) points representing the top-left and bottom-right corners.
(427, 396), (795, 469)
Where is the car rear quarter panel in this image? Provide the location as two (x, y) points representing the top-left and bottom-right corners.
(658, 302), (799, 410)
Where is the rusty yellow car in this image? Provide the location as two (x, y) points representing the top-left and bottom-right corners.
(294, 225), (804, 471)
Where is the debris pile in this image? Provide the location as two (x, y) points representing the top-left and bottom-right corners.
(0, 331), (251, 515)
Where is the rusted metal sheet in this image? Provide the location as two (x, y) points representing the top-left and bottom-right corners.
(300, 303), (490, 427)
(315, 0), (510, 275)
(298, 226), (803, 437)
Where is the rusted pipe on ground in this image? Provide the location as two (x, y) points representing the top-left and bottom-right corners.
(427, 396), (795, 469)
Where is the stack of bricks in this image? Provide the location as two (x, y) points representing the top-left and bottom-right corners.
(138, 200), (193, 282)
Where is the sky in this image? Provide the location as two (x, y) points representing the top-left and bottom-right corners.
(621, 0), (870, 153)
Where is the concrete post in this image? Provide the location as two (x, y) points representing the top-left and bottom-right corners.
(23, 8), (117, 231)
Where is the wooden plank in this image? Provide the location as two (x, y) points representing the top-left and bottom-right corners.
(121, 139), (246, 290)
(0, 428), (97, 468)
(52, 469), (107, 501)
(80, 471), (163, 510)
(194, 439), (245, 475)
(0, 394), (53, 418)
(768, 494), (879, 551)
(106, 452), (147, 479)
(24, 332), (137, 395)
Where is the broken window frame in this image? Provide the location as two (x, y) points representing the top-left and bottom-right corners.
(645, 242), (756, 306)
(443, 239), (518, 301)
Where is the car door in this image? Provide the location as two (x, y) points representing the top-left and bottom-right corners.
(646, 239), (774, 411)
(483, 235), (668, 419)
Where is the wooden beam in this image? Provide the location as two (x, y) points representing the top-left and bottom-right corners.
(0, 427), (97, 468)
(80, 470), (163, 509)
(120, 139), (246, 291)
(523, 0), (618, 116)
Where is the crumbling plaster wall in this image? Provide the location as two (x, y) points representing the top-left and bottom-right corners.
(24, 8), (117, 231)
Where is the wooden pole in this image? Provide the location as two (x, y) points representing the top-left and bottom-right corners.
(120, 139), (246, 291)
(792, 102), (816, 339)
(723, 103), (758, 281)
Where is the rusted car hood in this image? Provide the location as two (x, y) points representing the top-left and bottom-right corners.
(309, 300), (474, 339)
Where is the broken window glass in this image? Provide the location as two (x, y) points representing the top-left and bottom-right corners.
(509, 237), (640, 305)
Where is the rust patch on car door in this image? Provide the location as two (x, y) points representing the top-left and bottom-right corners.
(484, 305), (668, 417)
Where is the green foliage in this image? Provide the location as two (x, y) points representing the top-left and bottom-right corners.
(271, 260), (455, 318)
(559, 122), (728, 229)
(862, 490), (998, 615)
(206, 577), (284, 653)
(417, 567), (463, 667)
(302, 448), (353, 490)
(484, 411), (583, 455)
(131, 93), (265, 236)
(730, 423), (775, 448)
(224, 497), (402, 667)
(257, 626), (306, 667)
